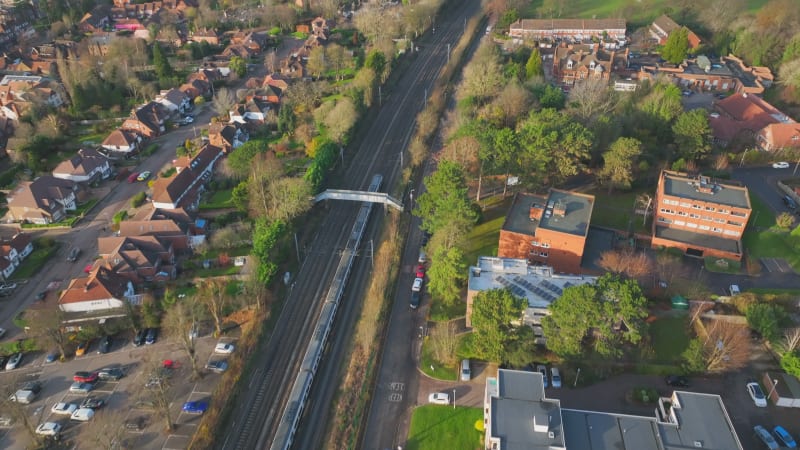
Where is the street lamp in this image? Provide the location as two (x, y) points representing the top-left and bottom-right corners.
(768, 378), (779, 399)
(453, 388), (456, 410)
(409, 189), (415, 211)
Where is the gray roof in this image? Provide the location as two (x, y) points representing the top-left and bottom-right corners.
(655, 226), (741, 253)
(660, 392), (743, 450)
(661, 172), (750, 209)
(502, 190), (594, 238)
(502, 192), (546, 236)
(562, 410), (662, 450)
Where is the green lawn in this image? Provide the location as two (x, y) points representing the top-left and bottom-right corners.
(11, 243), (60, 280)
(649, 316), (689, 363)
(463, 198), (511, 264)
(590, 190), (650, 234)
(703, 256), (742, 274)
(407, 406), (483, 450)
(200, 189), (234, 210)
(524, 0), (769, 24)
(429, 298), (466, 322)
(748, 192), (777, 228)
(420, 337), (458, 381)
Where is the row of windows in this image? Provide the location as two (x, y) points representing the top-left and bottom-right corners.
(530, 251), (549, 258)
(659, 208), (744, 227)
(531, 241), (551, 248)
(658, 217), (743, 236)
(662, 198), (745, 216)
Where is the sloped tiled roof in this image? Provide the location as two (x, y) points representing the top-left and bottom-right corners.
(102, 129), (139, 147)
(52, 148), (108, 178)
(7, 176), (74, 212)
(58, 266), (130, 305)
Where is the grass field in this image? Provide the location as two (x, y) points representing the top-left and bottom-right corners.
(742, 192), (800, 270)
(200, 189), (234, 210)
(525, 0), (770, 24)
(407, 406), (483, 450)
(463, 197), (511, 264)
(419, 338), (458, 381)
(649, 316), (689, 363)
(590, 190), (650, 234)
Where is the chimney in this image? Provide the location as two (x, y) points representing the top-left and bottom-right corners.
(530, 203), (545, 221)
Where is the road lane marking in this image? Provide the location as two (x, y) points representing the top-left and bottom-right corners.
(389, 393), (402, 402)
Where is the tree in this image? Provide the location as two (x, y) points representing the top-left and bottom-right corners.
(229, 56), (247, 78)
(427, 245), (467, 305)
(163, 298), (202, 380)
(598, 248), (653, 279)
(307, 46), (328, 79)
(414, 160), (477, 234)
(140, 356), (176, 431)
(542, 274), (649, 359)
(598, 137), (642, 192)
(0, 374), (46, 444)
(152, 42), (173, 80)
(471, 289), (526, 361)
(322, 97), (358, 143)
(777, 212), (795, 229)
(227, 139), (265, 177)
(248, 156), (312, 221)
(492, 82), (533, 127)
(460, 41), (504, 103)
(683, 320), (749, 373)
(746, 303), (788, 342)
(196, 280), (231, 337)
(661, 27), (690, 64)
(525, 47), (543, 79)
(779, 58), (800, 91)
(81, 408), (127, 448)
(277, 104), (296, 136)
(673, 109), (712, 160)
(25, 309), (69, 361)
(783, 328), (800, 354)
(429, 322), (459, 366)
(566, 78), (617, 125)
(516, 108), (593, 184)
(364, 50), (387, 82)
(212, 88), (236, 116)
(232, 181), (249, 212)
(781, 351), (800, 378)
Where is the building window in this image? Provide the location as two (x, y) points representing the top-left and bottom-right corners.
(702, 216), (713, 221)
(691, 204), (702, 210)
(541, 242), (550, 248)
(658, 217), (673, 224)
(727, 220), (743, 227)
(660, 208), (675, 215)
(689, 213), (700, 219)
(539, 251), (548, 257)
(724, 229), (739, 236)
(686, 222), (698, 228)
(712, 227), (723, 233)
(677, 211), (688, 216)
(714, 218), (725, 224)
(731, 211), (747, 217)
(674, 220), (686, 226)
(705, 206), (715, 211)
(531, 241), (539, 247)
(699, 225), (711, 230)
(719, 209), (730, 214)
(663, 199), (678, 206)
(679, 202), (691, 208)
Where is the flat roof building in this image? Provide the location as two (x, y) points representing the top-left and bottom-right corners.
(499, 190), (594, 274)
(484, 368), (743, 450)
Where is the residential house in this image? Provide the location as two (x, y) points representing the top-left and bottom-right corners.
(466, 257), (596, 335)
(229, 98), (271, 123)
(121, 101), (169, 138)
(118, 218), (191, 251)
(649, 14), (702, 49)
(7, 176), (77, 224)
(0, 232), (32, 280)
(155, 88), (191, 114)
(58, 266), (136, 313)
(509, 18), (627, 42)
(208, 122), (247, 153)
(97, 235), (176, 283)
(251, 84), (281, 104)
(498, 190), (595, 274)
(78, 5), (111, 33)
(151, 144), (223, 209)
(484, 368), (743, 450)
(114, 18), (145, 31)
(710, 92), (800, 150)
(0, 75), (65, 111)
(136, 206), (207, 247)
(638, 54), (773, 95)
(651, 171), (751, 261)
(190, 28), (220, 45)
(179, 78), (210, 100)
(101, 129), (141, 154)
(222, 44), (253, 60)
(263, 73), (289, 91)
(552, 43), (629, 86)
(52, 148), (111, 183)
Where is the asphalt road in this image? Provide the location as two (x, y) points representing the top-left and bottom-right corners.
(219, 4), (481, 449)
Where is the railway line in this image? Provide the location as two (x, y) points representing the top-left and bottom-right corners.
(221, 5), (478, 449)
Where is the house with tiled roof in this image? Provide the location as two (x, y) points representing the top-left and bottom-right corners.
(97, 235), (176, 283)
(208, 122), (247, 153)
(121, 101), (168, 138)
(58, 266), (136, 313)
(710, 92), (799, 150)
(102, 129), (141, 154)
(649, 14), (702, 49)
(222, 44), (253, 60)
(155, 88), (190, 114)
(7, 176), (77, 224)
(637, 54), (773, 95)
(0, 232), (32, 280)
(190, 28), (220, 45)
(263, 73), (289, 91)
(78, 5), (111, 33)
(151, 144), (223, 209)
(118, 217), (191, 251)
(52, 148), (111, 183)
(179, 78), (210, 100)
(552, 43), (629, 87)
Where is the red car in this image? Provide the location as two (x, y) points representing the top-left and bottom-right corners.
(415, 265), (426, 278)
(127, 172), (139, 183)
(73, 371), (98, 383)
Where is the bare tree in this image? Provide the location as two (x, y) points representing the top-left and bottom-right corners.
(81, 408), (128, 448)
(196, 280), (231, 337)
(635, 194), (653, 226)
(25, 308), (70, 361)
(136, 356), (177, 431)
(163, 299), (202, 380)
(783, 328), (800, 354)
(699, 0), (747, 32)
(212, 88), (237, 116)
(306, 46), (328, 80)
(713, 153), (730, 171)
(0, 375), (45, 444)
(598, 249), (654, 279)
(429, 322), (459, 366)
(248, 156), (312, 221)
(273, 4), (297, 32)
(492, 82), (533, 127)
(323, 97), (358, 143)
(459, 42), (504, 102)
(567, 78), (619, 125)
(701, 320), (750, 372)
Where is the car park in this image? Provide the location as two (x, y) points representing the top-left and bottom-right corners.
(70, 408), (95, 422)
(98, 335), (112, 354)
(412, 277), (423, 292)
(127, 172), (139, 183)
(755, 425), (780, 449)
(182, 401), (209, 415)
(747, 381), (768, 407)
(135, 399), (156, 410)
(145, 328), (158, 345)
(137, 171), (151, 182)
(80, 396), (106, 409)
(773, 426), (797, 448)
(665, 375), (689, 387)
(428, 392), (450, 405)
(73, 371), (98, 383)
(51, 402), (78, 415)
(5, 352), (22, 370)
(214, 342), (235, 354)
(97, 367), (124, 381)
(206, 360), (229, 373)
(35, 422), (62, 437)
(773, 161), (791, 169)
(537, 365), (549, 388)
(69, 382), (94, 394)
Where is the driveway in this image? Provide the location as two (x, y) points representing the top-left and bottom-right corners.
(733, 165), (796, 218)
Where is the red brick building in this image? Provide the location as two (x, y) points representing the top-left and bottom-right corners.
(651, 171), (751, 261)
(498, 190), (594, 274)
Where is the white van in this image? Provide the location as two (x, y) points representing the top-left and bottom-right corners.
(461, 359), (471, 381)
(70, 408), (95, 422)
(550, 368), (562, 388)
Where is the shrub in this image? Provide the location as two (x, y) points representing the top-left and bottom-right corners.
(113, 210), (128, 224)
(131, 192), (147, 208)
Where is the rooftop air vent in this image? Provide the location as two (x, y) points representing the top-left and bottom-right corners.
(548, 431), (555, 439)
(693, 441), (703, 448)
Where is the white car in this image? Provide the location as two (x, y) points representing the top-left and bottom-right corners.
(35, 422), (61, 436)
(5, 352), (22, 370)
(428, 392), (450, 405)
(0, 327), (5, 338)
(773, 162), (790, 169)
(412, 277), (423, 292)
(51, 402), (78, 415)
(747, 381), (768, 407)
(70, 407), (95, 422)
(69, 382), (94, 394)
(214, 342), (235, 354)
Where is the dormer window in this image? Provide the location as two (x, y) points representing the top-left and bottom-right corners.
(589, 60), (596, 69)
(566, 59), (573, 69)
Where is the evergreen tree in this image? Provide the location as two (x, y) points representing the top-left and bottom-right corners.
(525, 47), (543, 79)
(152, 43), (173, 80)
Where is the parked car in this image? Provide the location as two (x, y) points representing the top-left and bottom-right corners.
(70, 408), (95, 422)
(773, 161), (791, 169)
(69, 382), (94, 394)
(35, 422), (62, 437)
(410, 290), (420, 309)
(44, 352), (58, 363)
(665, 375), (689, 388)
(460, 359), (471, 381)
(66, 247), (81, 262)
(137, 171), (151, 182)
(550, 367), (562, 388)
(205, 360), (229, 373)
(214, 342), (235, 354)
(75, 341), (88, 356)
(783, 195), (797, 210)
(98, 335), (112, 354)
(747, 381), (768, 407)
(35, 291), (47, 301)
(418, 250), (427, 264)
(181, 401), (208, 415)
(773, 426), (797, 448)
(729, 285), (741, 296)
(73, 371), (98, 383)
(124, 416), (147, 431)
(133, 329), (147, 346)
(415, 265), (426, 278)
(537, 365), (549, 388)
(80, 397), (106, 409)
(755, 425), (780, 449)
(145, 328), (158, 345)
(51, 403), (78, 415)
(5, 352), (22, 370)
(127, 172), (139, 183)
(97, 367), (125, 381)
(709, 112), (720, 118)
(428, 392), (450, 405)
(0, 327), (5, 339)
(412, 277), (423, 292)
